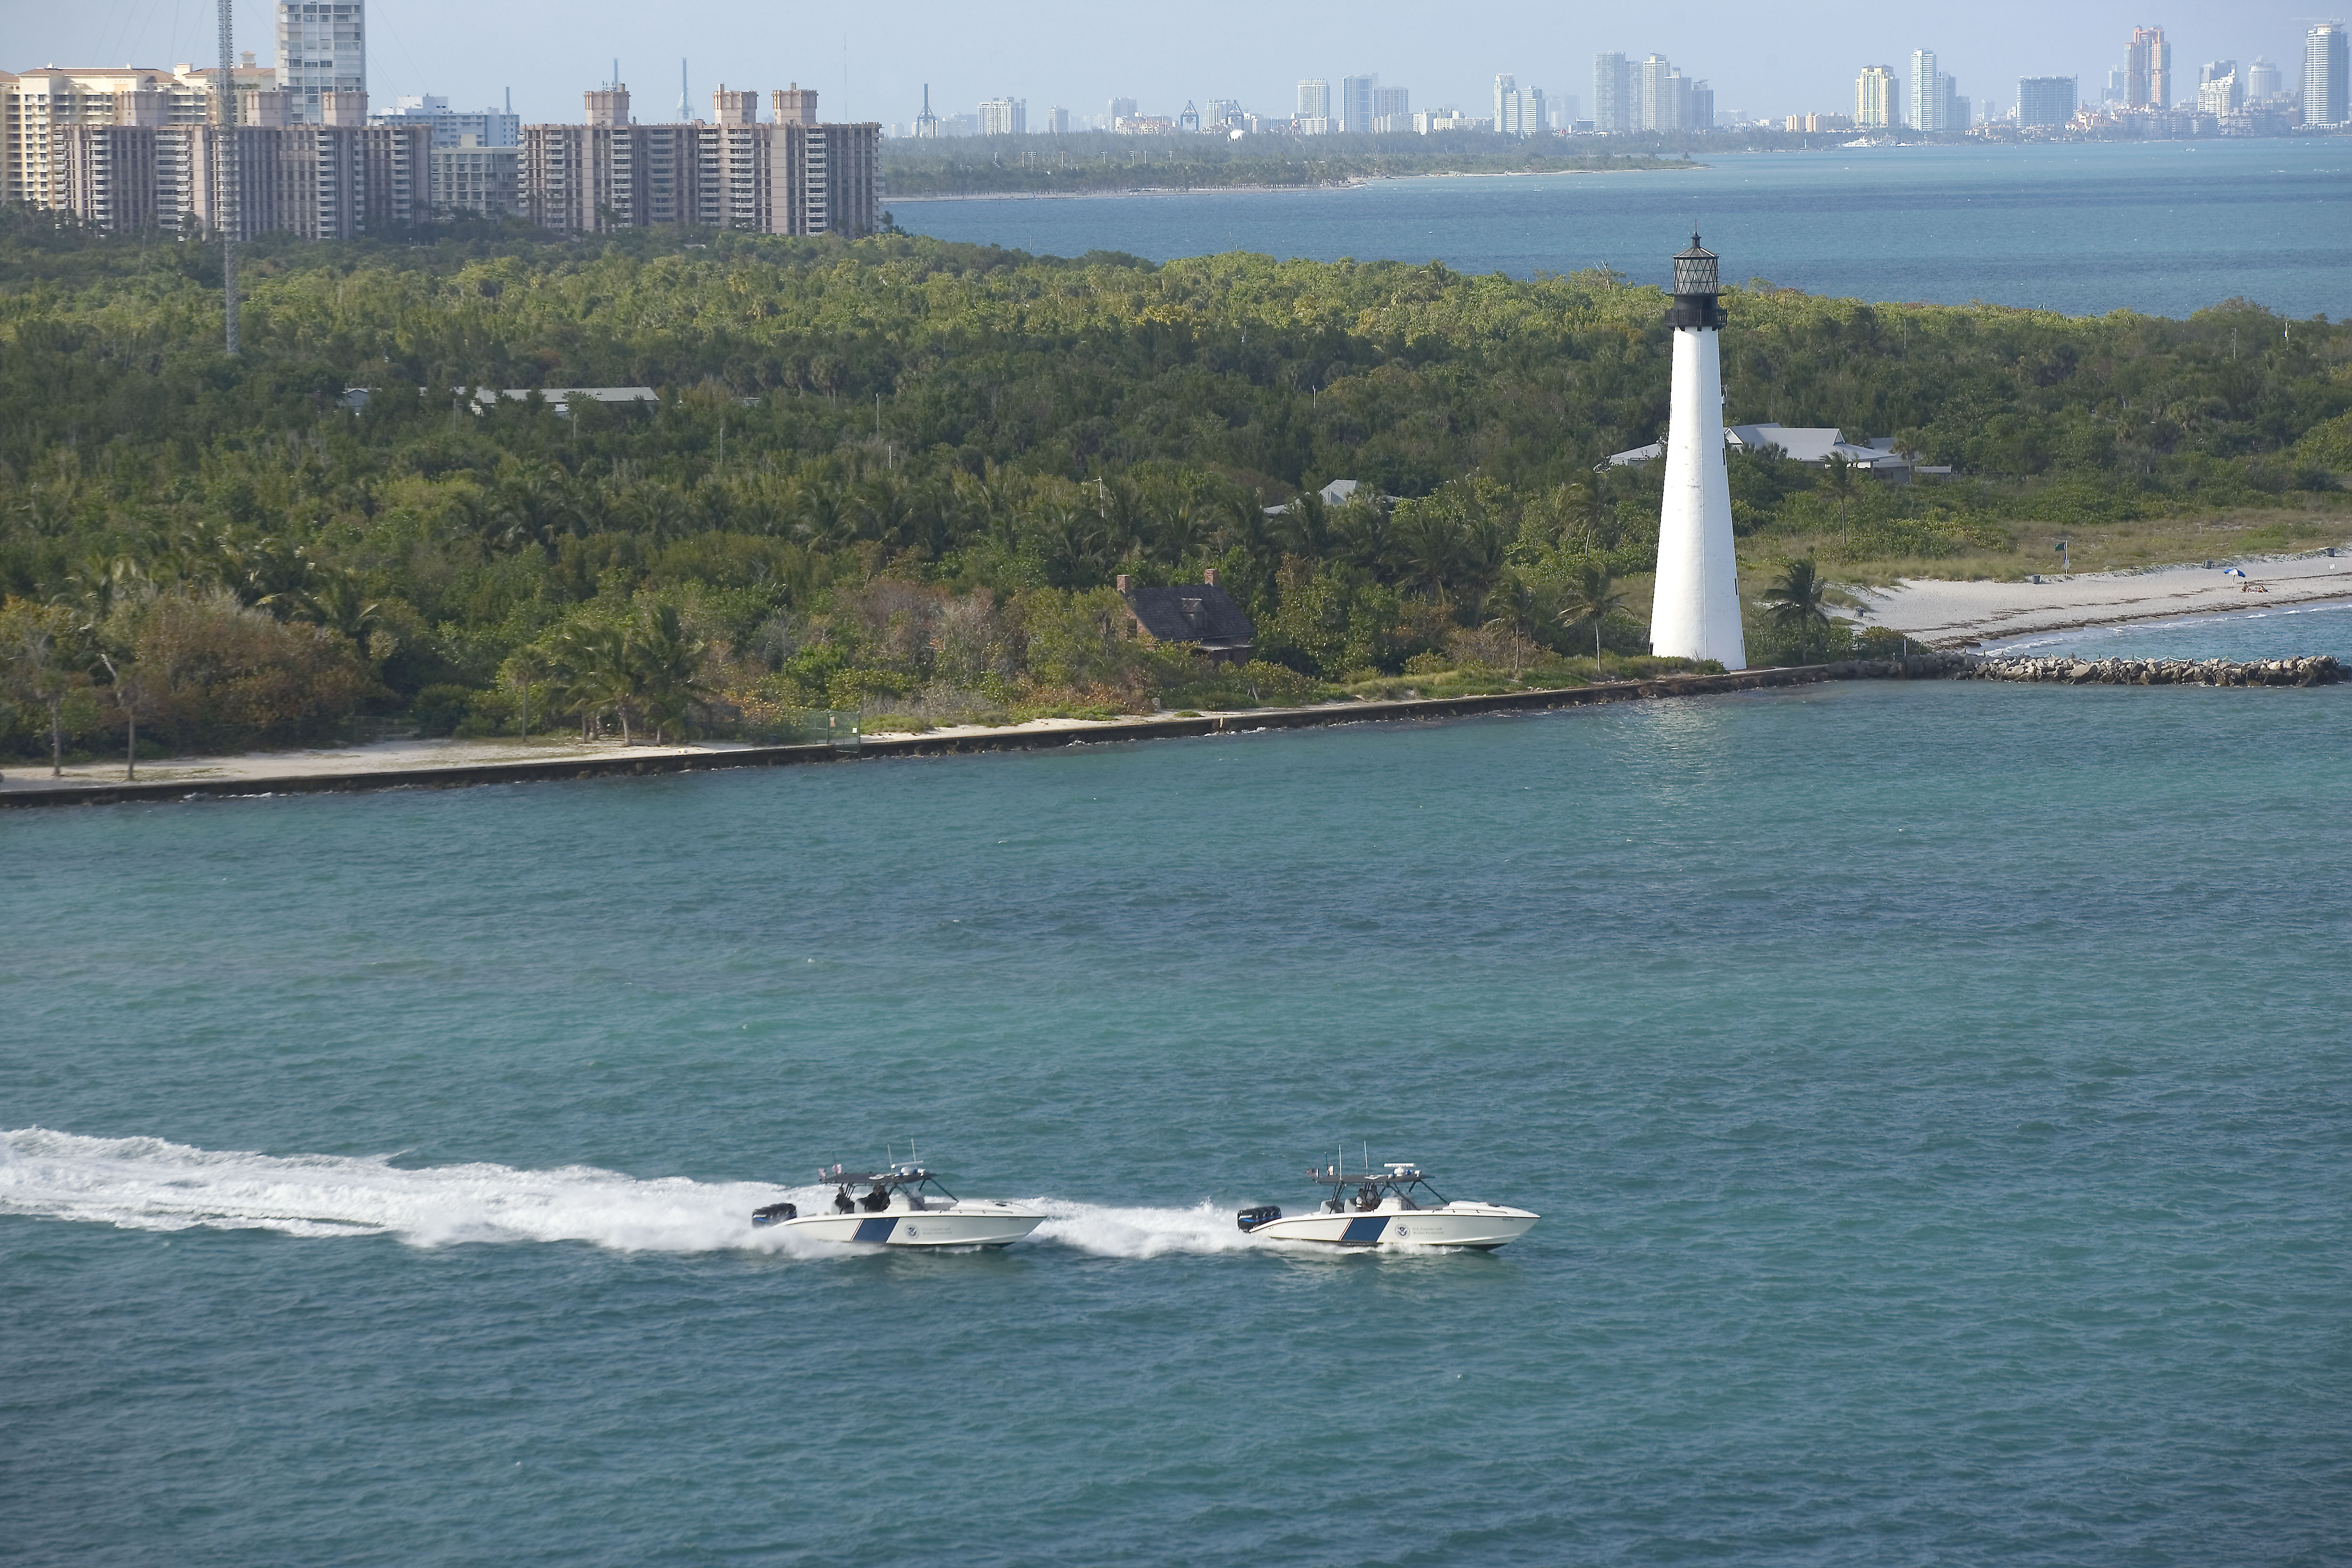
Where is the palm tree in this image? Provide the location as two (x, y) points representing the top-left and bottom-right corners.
(1555, 562), (1627, 663)
(627, 605), (711, 745)
(1820, 452), (1857, 535)
(1760, 557), (1846, 665)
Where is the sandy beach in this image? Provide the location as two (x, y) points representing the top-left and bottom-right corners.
(1860, 551), (2352, 647)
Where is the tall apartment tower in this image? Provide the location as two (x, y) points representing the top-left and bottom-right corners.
(276, 0), (366, 123)
(1650, 234), (1744, 670)
(1856, 65), (1896, 128)
(1295, 79), (1329, 122)
(1909, 50), (1951, 131)
(2126, 26), (2169, 109)
(2307, 22), (2350, 128)
(1492, 73), (1515, 130)
(1339, 74), (1376, 133)
(2246, 57), (2282, 102)
(1593, 53), (1630, 132)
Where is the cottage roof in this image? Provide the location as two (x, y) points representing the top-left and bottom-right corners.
(1119, 580), (1255, 649)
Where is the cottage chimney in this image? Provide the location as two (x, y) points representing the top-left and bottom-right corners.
(1202, 567), (1218, 586)
(1116, 573), (1131, 593)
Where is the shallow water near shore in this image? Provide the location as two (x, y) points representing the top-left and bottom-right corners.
(5, 614), (2348, 1566)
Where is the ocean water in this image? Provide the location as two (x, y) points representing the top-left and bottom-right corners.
(1982, 594), (2352, 662)
(5, 612), (2349, 1567)
(894, 139), (2352, 320)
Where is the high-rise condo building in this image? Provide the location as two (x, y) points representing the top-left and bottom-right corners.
(368, 94), (519, 147)
(1295, 80), (1330, 121)
(1689, 82), (1712, 131)
(2126, 26), (2169, 109)
(276, 1), (365, 124)
(2016, 76), (2077, 127)
(1491, 73), (1515, 130)
(1372, 85), (1410, 130)
(2195, 62), (2240, 115)
(1593, 53), (1630, 132)
(979, 98), (1025, 136)
(2246, 58), (2282, 102)
(1339, 74), (1376, 133)
(523, 83), (881, 237)
(2307, 22), (2350, 128)
(1108, 96), (1137, 127)
(1639, 56), (1688, 131)
(1855, 65), (1896, 128)
(1049, 106), (1071, 135)
(1909, 50), (1943, 131)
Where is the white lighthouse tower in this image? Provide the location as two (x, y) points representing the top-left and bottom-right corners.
(1648, 234), (1746, 669)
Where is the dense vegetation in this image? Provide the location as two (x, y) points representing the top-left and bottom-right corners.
(3, 206), (2348, 767)
(881, 131), (1692, 196)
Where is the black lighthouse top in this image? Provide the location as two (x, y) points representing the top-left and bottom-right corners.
(1668, 233), (1727, 330)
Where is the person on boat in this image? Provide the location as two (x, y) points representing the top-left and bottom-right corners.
(860, 1182), (892, 1212)
(1356, 1184), (1382, 1212)
(833, 1185), (855, 1214)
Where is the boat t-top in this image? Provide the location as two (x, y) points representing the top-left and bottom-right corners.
(1235, 1162), (1538, 1250)
(752, 1162), (1046, 1249)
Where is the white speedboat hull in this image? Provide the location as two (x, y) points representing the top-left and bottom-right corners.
(779, 1202), (1044, 1249)
(1248, 1204), (1537, 1250)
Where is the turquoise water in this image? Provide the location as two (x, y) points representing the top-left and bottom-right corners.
(6, 612), (2349, 1566)
(894, 140), (2352, 320)
(1984, 595), (2352, 662)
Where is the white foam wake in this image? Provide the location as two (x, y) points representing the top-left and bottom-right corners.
(0, 1127), (834, 1254)
(1027, 1197), (1263, 1258)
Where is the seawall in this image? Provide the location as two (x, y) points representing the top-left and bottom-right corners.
(6, 653), (2336, 810)
(0, 664), (1827, 809)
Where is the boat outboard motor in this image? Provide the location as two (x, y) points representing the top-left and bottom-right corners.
(751, 1201), (798, 1226)
(1236, 1205), (1282, 1233)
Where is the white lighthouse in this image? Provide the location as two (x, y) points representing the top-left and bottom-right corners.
(1648, 234), (1746, 670)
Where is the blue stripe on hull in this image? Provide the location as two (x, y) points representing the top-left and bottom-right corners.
(854, 1217), (898, 1243)
(1341, 1216), (1389, 1244)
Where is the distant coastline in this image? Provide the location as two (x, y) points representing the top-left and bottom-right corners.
(890, 165), (1703, 204)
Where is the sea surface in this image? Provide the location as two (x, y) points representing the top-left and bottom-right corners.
(893, 139), (2352, 321)
(5, 612), (2349, 1567)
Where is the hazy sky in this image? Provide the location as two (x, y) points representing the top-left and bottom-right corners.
(7, 0), (2325, 125)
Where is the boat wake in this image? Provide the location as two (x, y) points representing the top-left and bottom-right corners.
(0, 1127), (841, 1255)
(0, 1129), (1284, 1260)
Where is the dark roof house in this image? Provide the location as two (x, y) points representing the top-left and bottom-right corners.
(1115, 571), (1255, 666)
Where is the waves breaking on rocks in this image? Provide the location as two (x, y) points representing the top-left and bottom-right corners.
(1829, 652), (2346, 687)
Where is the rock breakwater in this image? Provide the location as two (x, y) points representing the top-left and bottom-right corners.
(1829, 653), (2346, 686)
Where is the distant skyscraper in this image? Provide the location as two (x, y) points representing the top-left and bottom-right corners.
(1049, 106), (1070, 135)
(979, 98), (1025, 136)
(1206, 98), (1243, 129)
(1639, 56), (1687, 131)
(1688, 82), (1712, 131)
(1372, 85), (1410, 129)
(2016, 76), (2077, 127)
(1492, 73), (1515, 130)
(2307, 22), (2350, 128)
(1855, 65), (1896, 128)
(2196, 62), (2240, 115)
(1909, 50), (1943, 131)
(1593, 53), (1630, 132)
(276, 0), (365, 124)
(1108, 96), (1138, 127)
(2104, 65), (2126, 103)
(1339, 74), (1376, 133)
(1295, 79), (1330, 122)
(2246, 57), (2282, 102)
(2126, 26), (2169, 109)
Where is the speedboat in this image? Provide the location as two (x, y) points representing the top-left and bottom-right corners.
(1235, 1162), (1537, 1250)
(752, 1162), (1045, 1249)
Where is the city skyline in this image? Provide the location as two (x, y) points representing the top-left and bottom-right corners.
(11, 0), (2330, 132)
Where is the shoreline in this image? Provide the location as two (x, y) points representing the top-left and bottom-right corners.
(1862, 551), (2352, 647)
(887, 165), (1697, 205)
(1, 665), (1832, 808)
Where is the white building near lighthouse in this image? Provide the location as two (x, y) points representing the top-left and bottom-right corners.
(1648, 234), (1747, 670)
